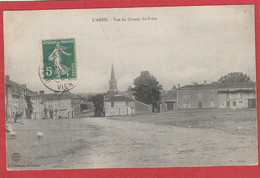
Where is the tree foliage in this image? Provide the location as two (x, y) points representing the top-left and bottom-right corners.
(126, 85), (134, 95)
(218, 72), (251, 83)
(132, 71), (163, 111)
(89, 94), (104, 117)
(25, 94), (33, 119)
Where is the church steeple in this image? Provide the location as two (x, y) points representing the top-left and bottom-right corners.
(109, 63), (117, 93)
(111, 63), (116, 82)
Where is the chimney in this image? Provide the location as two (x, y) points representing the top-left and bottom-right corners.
(5, 75), (10, 80)
(178, 84), (180, 88)
(204, 80), (207, 85)
(39, 90), (45, 95)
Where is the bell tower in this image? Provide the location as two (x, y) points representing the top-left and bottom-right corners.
(109, 63), (118, 93)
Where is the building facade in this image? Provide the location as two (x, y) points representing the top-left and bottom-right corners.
(5, 75), (28, 121)
(41, 91), (80, 119)
(177, 81), (256, 110)
(161, 85), (177, 111)
(104, 94), (135, 116)
(27, 90), (44, 120)
(217, 82), (256, 109)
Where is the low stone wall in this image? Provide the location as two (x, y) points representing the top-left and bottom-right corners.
(134, 100), (152, 114)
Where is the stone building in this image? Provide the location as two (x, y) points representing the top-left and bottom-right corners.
(217, 82), (256, 109)
(104, 64), (152, 117)
(27, 90), (44, 120)
(177, 81), (219, 109)
(5, 75), (81, 120)
(40, 91), (80, 119)
(177, 81), (256, 109)
(161, 85), (177, 111)
(62, 91), (81, 117)
(5, 75), (28, 121)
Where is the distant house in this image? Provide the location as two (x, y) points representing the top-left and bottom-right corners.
(40, 91), (81, 119)
(104, 64), (152, 117)
(177, 81), (256, 109)
(62, 92), (81, 117)
(177, 81), (219, 109)
(161, 85), (177, 111)
(104, 93), (135, 116)
(217, 82), (256, 109)
(27, 90), (44, 120)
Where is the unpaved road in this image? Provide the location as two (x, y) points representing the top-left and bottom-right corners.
(6, 110), (258, 170)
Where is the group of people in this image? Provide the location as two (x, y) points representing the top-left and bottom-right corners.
(43, 108), (61, 119)
(13, 111), (23, 123)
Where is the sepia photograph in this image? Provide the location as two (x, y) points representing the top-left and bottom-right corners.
(4, 5), (257, 170)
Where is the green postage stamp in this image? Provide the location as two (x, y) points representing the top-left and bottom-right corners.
(39, 38), (78, 91)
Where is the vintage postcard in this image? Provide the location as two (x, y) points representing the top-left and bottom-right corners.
(4, 5), (257, 170)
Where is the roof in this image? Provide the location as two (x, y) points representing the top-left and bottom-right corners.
(5, 77), (81, 100)
(107, 90), (134, 98)
(5, 79), (28, 96)
(178, 82), (256, 90)
(27, 90), (39, 97)
(105, 94), (134, 102)
(41, 91), (80, 100)
(5, 79), (27, 90)
(163, 90), (177, 101)
(62, 91), (81, 99)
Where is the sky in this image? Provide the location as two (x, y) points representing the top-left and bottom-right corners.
(4, 5), (256, 93)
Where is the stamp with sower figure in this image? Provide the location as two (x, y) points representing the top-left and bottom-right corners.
(39, 38), (78, 92)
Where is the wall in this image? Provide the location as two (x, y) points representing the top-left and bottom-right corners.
(5, 85), (27, 121)
(134, 100), (153, 114)
(72, 98), (81, 117)
(5, 86), (12, 121)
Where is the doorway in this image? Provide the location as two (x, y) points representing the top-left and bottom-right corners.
(198, 102), (203, 108)
(248, 99), (256, 108)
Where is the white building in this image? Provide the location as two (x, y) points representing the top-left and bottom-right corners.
(104, 64), (152, 117)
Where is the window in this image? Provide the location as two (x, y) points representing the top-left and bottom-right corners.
(233, 101), (236, 106)
(198, 102), (203, 108)
(184, 94), (190, 100)
(227, 101), (230, 108)
(183, 102), (189, 108)
(198, 93), (202, 100)
(126, 101), (129, 107)
(111, 102), (114, 107)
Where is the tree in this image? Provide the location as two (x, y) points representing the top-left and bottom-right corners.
(89, 94), (104, 117)
(126, 85), (134, 95)
(25, 94), (33, 119)
(218, 72), (251, 83)
(132, 71), (163, 112)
